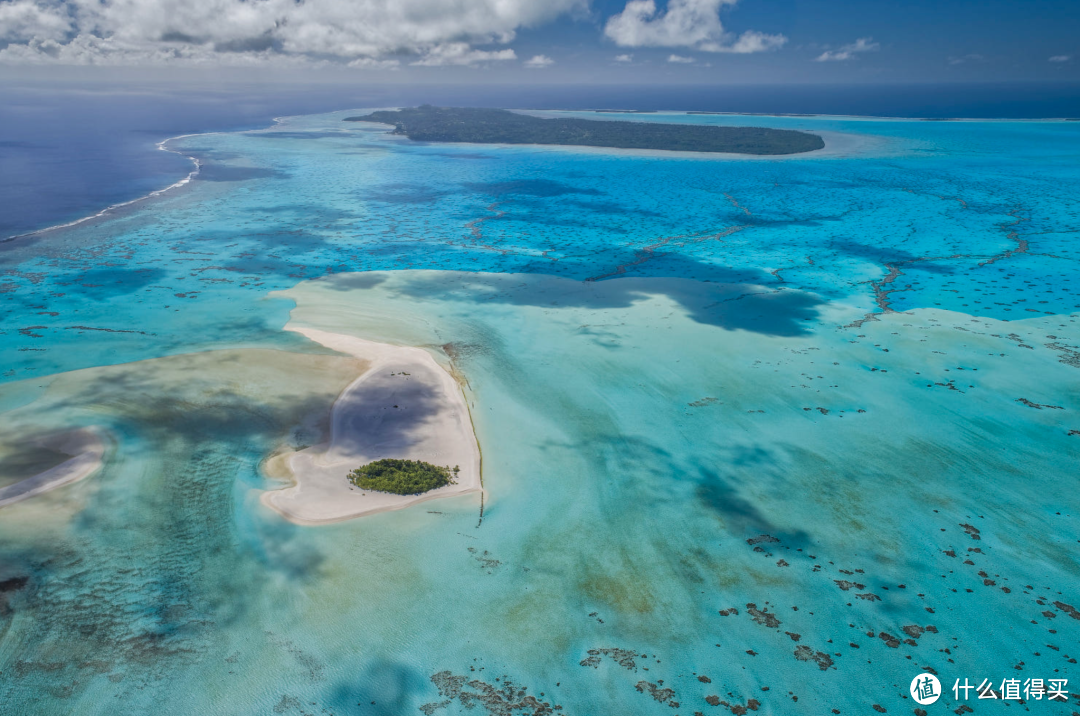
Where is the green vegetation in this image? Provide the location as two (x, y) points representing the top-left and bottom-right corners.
(345, 105), (824, 155)
(348, 458), (459, 495)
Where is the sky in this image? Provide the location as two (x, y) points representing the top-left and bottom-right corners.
(0, 0), (1077, 84)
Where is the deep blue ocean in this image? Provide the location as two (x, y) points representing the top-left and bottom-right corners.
(0, 82), (1078, 716)
(3, 81), (1079, 238)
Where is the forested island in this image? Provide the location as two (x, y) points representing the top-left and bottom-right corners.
(349, 458), (459, 495)
(345, 106), (825, 155)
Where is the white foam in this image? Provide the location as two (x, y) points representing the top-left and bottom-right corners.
(2, 114), (315, 243)
(2, 135), (209, 242)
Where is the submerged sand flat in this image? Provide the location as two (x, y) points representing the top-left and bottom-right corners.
(260, 326), (482, 524)
(0, 347), (366, 525)
(0, 428), (106, 508)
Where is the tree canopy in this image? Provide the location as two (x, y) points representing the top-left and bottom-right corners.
(345, 106), (824, 156)
(348, 458), (459, 495)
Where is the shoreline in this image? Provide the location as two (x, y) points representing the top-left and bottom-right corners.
(386, 126), (885, 161)
(2, 114), (310, 244)
(1, 114), (292, 243)
(0, 427), (107, 508)
(532, 108), (1080, 123)
(1, 135), (207, 243)
(259, 326), (482, 525)
(12, 106), (1069, 244)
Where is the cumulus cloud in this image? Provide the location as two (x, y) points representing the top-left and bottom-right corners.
(523, 54), (554, 68)
(0, 0), (584, 66)
(614, 53), (633, 62)
(0, 0), (72, 42)
(604, 0), (785, 54)
(815, 37), (878, 62)
(667, 53), (694, 63)
(0, 33), (317, 67)
(410, 43), (516, 67)
(1049, 55), (1072, 63)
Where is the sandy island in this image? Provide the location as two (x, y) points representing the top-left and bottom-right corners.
(0, 427), (107, 508)
(260, 327), (482, 525)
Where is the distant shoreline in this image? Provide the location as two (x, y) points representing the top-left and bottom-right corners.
(9, 107), (1076, 244)
(346, 106), (826, 156)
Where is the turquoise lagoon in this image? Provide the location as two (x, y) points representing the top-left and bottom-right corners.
(0, 110), (1078, 715)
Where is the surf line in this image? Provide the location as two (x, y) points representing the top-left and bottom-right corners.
(0, 135), (211, 243)
(1, 113), (312, 244)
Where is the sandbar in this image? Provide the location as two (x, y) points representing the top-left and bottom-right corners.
(0, 427), (106, 508)
(260, 327), (482, 525)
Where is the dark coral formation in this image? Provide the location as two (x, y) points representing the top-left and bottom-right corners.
(1053, 601), (1080, 620)
(793, 645), (834, 671)
(717, 697), (762, 714)
(635, 680), (676, 704)
(579, 648), (639, 671)
(423, 671), (560, 716)
(834, 579), (865, 591)
(467, 547), (502, 572)
(745, 603), (781, 628)
(1046, 341), (1080, 368)
(1015, 398), (1065, 410)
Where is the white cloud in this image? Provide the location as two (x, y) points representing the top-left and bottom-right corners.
(614, 53), (633, 62)
(0, 0), (584, 66)
(604, 0), (786, 54)
(667, 53), (694, 63)
(815, 37), (879, 62)
(948, 53), (985, 65)
(712, 29), (786, 54)
(1049, 55), (1072, 63)
(523, 54), (554, 68)
(347, 57), (401, 70)
(0, 33), (321, 67)
(410, 43), (517, 67)
(0, 0), (72, 42)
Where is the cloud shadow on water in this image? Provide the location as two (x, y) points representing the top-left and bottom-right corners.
(379, 268), (825, 337)
(829, 240), (958, 273)
(326, 660), (423, 716)
(692, 446), (811, 548)
(66, 266), (169, 300)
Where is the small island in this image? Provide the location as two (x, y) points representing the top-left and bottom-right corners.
(259, 324), (482, 525)
(345, 106), (825, 155)
(349, 458), (459, 495)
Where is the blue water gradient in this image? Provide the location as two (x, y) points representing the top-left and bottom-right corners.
(0, 109), (1077, 715)
(4, 81), (1080, 237)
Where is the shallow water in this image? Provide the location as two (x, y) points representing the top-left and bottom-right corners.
(0, 111), (1077, 715)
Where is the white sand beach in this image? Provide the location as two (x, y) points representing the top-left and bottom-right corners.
(260, 326), (482, 525)
(0, 427), (107, 508)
